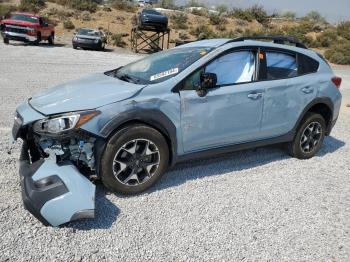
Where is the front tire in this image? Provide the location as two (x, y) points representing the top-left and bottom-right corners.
(101, 125), (169, 194)
(34, 33), (41, 45)
(287, 113), (326, 159)
(3, 37), (9, 44)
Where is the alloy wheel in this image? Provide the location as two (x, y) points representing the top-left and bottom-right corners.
(299, 121), (323, 154)
(112, 139), (160, 186)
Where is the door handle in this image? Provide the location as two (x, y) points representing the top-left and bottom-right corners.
(301, 87), (314, 94)
(247, 93), (263, 100)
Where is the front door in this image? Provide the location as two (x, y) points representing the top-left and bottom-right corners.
(179, 50), (265, 153)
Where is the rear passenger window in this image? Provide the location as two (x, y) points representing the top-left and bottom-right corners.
(298, 54), (319, 75)
(266, 52), (297, 80)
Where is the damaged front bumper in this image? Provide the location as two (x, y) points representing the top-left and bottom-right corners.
(12, 102), (98, 226)
(19, 143), (96, 226)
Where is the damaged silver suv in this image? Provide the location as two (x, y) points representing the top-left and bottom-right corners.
(12, 36), (342, 226)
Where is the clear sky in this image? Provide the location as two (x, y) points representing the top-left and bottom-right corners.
(176, 0), (350, 23)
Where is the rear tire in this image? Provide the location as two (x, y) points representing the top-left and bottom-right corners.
(101, 125), (169, 194)
(287, 113), (326, 159)
(3, 37), (9, 44)
(48, 34), (54, 45)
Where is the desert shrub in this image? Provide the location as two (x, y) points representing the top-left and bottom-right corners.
(102, 6), (112, 12)
(110, 0), (136, 13)
(229, 8), (254, 22)
(219, 29), (237, 39)
(314, 28), (338, 48)
(235, 18), (248, 27)
(216, 23), (226, 32)
(230, 5), (268, 24)
(337, 21), (350, 41)
(191, 8), (208, 17)
(171, 13), (188, 29)
(0, 4), (17, 18)
(159, 0), (176, 9)
(19, 0), (45, 12)
(63, 19), (75, 30)
(209, 14), (221, 25)
(190, 24), (216, 39)
(111, 33), (126, 47)
(72, 0), (97, 12)
(325, 40), (350, 64)
(302, 11), (327, 24)
(115, 15), (125, 24)
(178, 31), (188, 40)
(81, 11), (91, 21)
(248, 4), (268, 24)
(215, 4), (228, 14)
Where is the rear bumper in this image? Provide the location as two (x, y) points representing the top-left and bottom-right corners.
(1, 31), (36, 42)
(19, 143), (96, 226)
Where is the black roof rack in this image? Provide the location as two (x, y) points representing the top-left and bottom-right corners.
(228, 35), (307, 49)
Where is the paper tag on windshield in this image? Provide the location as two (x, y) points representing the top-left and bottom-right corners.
(150, 68), (179, 81)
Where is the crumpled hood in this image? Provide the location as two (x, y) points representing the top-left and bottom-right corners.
(29, 73), (145, 115)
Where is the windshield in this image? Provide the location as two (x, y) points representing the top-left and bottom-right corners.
(78, 28), (100, 36)
(107, 47), (214, 84)
(10, 14), (38, 23)
(143, 9), (161, 15)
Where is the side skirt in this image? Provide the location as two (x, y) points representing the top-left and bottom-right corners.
(174, 132), (294, 164)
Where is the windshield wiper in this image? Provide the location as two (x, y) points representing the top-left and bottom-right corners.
(118, 73), (146, 84)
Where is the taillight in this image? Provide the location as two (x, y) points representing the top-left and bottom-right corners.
(331, 76), (342, 89)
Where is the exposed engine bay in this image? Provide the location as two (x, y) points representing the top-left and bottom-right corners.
(28, 129), (99, 179)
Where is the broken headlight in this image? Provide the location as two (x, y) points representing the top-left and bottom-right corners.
(33, 111), (99, 134)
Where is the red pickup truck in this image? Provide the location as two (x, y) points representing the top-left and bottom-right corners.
(0, 12), (55, 44)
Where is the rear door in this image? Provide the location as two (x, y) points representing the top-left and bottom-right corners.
(259, 49), (318, 138)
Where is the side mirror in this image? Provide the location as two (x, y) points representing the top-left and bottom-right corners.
(201, 72), (217, 89)
(196, 72), (217, 97)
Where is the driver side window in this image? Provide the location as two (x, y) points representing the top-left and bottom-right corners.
(182, 50), (256, 90)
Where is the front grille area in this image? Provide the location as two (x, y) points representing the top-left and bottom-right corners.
(5, 25), (28, 34)
(77, 38), (95, 43)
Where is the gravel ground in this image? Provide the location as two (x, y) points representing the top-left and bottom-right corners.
(0, 42), (350, 262)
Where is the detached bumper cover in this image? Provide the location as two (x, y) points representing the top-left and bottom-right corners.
(19, 146), (96, 226)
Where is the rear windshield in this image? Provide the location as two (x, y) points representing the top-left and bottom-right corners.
(106, 47), (214, 84)
(10, 14), (38, 23)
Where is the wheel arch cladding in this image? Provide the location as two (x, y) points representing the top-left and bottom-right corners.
(99, 109), (177, 166)
(296, 97), (334, 135)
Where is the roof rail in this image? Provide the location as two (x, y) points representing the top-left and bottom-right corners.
(228, 35), (307, 49)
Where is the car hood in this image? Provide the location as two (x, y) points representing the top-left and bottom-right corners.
(29, 73), (146, 115)
(2, 19), (37, 27)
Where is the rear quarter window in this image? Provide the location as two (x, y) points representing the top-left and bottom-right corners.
(297, 53), (320, 75)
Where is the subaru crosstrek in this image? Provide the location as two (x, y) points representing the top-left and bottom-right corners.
(12, 36), (342, 226)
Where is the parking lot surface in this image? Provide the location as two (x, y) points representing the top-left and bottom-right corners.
(0, 43), (349, 261)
